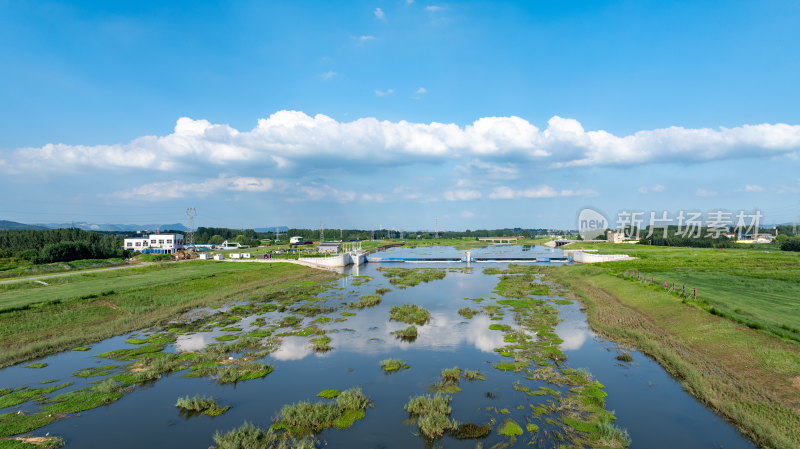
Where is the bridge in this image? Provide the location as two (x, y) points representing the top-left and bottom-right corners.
(366, 256), (569, 264)
(478, 237), (518, 244)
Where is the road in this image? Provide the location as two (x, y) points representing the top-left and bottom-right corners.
(0, 262), (153, 285)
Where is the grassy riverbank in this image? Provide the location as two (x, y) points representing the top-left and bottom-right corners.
(0, 261), (337, 368)
(0, 257), (128, 280)
(547, 245), (800, 449)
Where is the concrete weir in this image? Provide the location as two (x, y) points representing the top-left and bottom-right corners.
(298, 250), (367, 268)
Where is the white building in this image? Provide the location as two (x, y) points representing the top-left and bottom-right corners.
(124, 233), (184, 254)
(319, 241), (342, 253)
(607, 230), (625, 243)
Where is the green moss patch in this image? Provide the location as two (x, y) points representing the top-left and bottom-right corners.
(215, 335), (238, 342)
(498, 418), (523, 437)
(0, 412), (57, 438)
(24, 363), (47, 369)
(317, 389), (340, 399)
(73, 365), (116, 378)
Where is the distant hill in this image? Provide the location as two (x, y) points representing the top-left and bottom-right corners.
(0, 220), (49, 230)
(254, 226), (289, 233)
(35, 222), (189, 232)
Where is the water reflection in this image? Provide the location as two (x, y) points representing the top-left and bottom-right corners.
(174, 333), (218, 352)
(554, 298), (594, 351)
(328, 314), (506, 355)
(557, 319), (592, 351)
(271, 336), (314, 361)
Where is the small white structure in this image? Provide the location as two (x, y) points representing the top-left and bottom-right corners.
(213, 254), (225, 261)
(198, 253), (210, 260)
(318, 241), (342, 253)
(607, 230), (625, 244)
(228, 253), (252, 259)
(220, 240), (246, 249)
(290, 236), (304, 244)
(124, 233), (184, 254)
(564, 250), (636, 264)
(737, 233), (776, 244)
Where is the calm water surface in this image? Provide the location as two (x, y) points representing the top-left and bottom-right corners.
(0, 245), (755, 448)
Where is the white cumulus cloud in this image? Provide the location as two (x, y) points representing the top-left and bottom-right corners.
(3, 111), (800, 176)
(695, 188), (717, 197)
(443, 189), (482, 201)
(374, 7), (386, 21)
(110, 175), (276, 200)
(488, 185), (597, 199)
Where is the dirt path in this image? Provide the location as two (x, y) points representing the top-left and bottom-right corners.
(0, 262), (153, 285)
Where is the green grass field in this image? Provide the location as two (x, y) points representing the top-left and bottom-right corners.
(565, 243), (800, 340)
(0, 257), (127, 280)
(551, 267), (800, 449)
(0, 262), (271, 311)
(0, 261), (336, 368)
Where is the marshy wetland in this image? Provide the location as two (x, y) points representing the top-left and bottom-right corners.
(0, 245), (761, 448)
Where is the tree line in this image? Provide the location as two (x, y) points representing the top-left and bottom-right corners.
(0, 229), (130, 263)
(193, 227), (553, 245)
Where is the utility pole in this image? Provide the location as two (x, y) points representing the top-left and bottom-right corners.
(795, 200), (799, 236)
(435, 218), (439, 239)
(320, 221), (325, 242)
(185, 207), (196, 250)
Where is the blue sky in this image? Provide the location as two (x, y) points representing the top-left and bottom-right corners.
(1, 0), (800, 230)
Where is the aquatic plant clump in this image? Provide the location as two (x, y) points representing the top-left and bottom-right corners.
(457, 307), (479, 319)
(273, 387), (372, 435)
(404, 393), (457, 439)
(380, 359), (410, 373)
(310, 335), (332, 352)
(392, 325), (418, 342)
(176, 395), (231, 417)
(73, 365), (116, 378)
(498, 418), (523, 437)
(616, 353), (633, 362)
(453, 422), (492, 439)
(377, 267), (447, 288)
(349, 294), (382, 309)
(389, 303), (431, 325)
(462, 369), (485, 381)
(0, 412), (58, 438)
(41, 379), (124, 414)
(213, 422), (317, 449)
